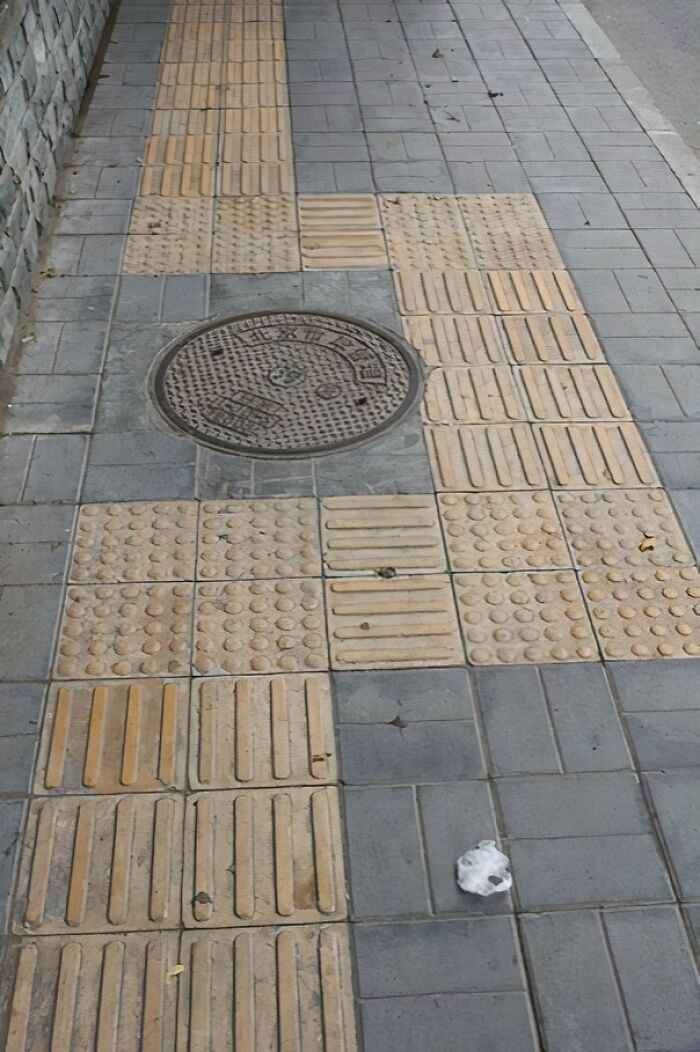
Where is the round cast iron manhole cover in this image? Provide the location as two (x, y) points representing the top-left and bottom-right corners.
(150, 310), (423, 457)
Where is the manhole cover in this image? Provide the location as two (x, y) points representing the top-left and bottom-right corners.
(150, 311), (423, 457)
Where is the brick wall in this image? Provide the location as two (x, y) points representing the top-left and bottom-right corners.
(0, 0), (109, 361)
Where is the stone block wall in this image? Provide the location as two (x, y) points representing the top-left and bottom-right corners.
(0, 0), (109, 361)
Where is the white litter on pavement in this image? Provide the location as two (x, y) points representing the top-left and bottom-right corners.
(456, 839), (512, 897)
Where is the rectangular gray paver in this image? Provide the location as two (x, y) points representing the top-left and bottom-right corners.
(0, 800), (25, 934)
(645, 771), (700, 898)
(333, 669), (473, 723)
(609, 660), (700, 710)
(627, 711), (700, 769)
(539, 665), (631, 771)
(671, 490), (700, 558)
(0, 584), (62, 680)
(498, 773), (650, 839)
(339, 720), (483, 784)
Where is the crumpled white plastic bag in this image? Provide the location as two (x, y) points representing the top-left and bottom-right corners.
(456, 839), (512, 897)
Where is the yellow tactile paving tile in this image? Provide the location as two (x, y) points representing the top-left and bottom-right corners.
(222, 81), (290, 108)
(501, 313), (604, 364)
(161, 25), (229, 65)
(458, 193), (563, 269)
(55, 583), (192, 680)
(193, 579), (328, 675)
(580, 565), (700, 660)
(379, 193), (475, 270)
(2, 933), (179, 1052)
(14, 794), (183, 935)
(320, 495), (446, 575)
(394, 270), (489, 314)
(556, 490), (694, 569)
(535, 423), (660, 488)
(183, 785), (346, 927)
(128, 194), (214, 236)
(325, 575), (464, 669)
(219, 159), (295, 195)
(487, 271), (583, 313)
(139, 161), (217, 197)
(298, 194), (388, 270)
(69, 501), (197, 583)
(34, 680), (188, 795)
(197, 498), (321, 580)
(426, 423), (548, 491)
(177, 925), (358, 1052)
(213, 196), (300, 272)
(144, 130), (219, 168)
(402, 314), (506, 366)
(123, 233), (212, 273)
(423, 366), (525, 423)
(220, 105), (291, 135)
(454, 570), (598, 665)
(219, 131), (290, 164)
(516, 364), (630, 422)
(189, 674), (336, 789)
(154, 81), (223, 110)
(438, 491), (571, 572)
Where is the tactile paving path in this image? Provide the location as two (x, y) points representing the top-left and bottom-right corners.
(321, 495), (446, 575)
(402, 314), (506, 366)
(298, 195), (388, 270)
(423, 366), (525, 424)
(197, 498), (321, 580)
(535, 423), (659, 489)
(394, 270), (489, 314)
(380, 193), (475, 270)
(425, 423), (548, 491)
(212, 195), (300, 272)
(458, 193), (564, 269)
(516, 365), (629, 422)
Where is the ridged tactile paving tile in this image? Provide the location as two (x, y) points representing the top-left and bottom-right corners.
(535, 423), (659, 488)
(189, 674), (336, 789)
(556, 490), (695, 569)
(128, 195), (214, 236)
(193, 580), (328, 675)
(379, 193), (475, 270)
(320, 495), (446, 575)
(2, 933), (179, 1052)
(218, 160), (295, 196)
(34, 680), (188, 795)
(144, 130), (219, 167)
(516, 365), (630, 422)
(487, 271), (582, 313)
(139, 161), (217, 198)
(219, 131), (291, 164)
(501, 314), (604, 364)
(454, 570), (598, 665)
(298, 195), (388, 270)
(426, 423), (547, 491)
(222, 82), (290, 108)
(580, 565), (700, 660)
(183, 786), (346, 927)
(325, 575), (464, 669)
(197, 498), (321, 580)
(423, 366), (525, 423)
(14, 794), (183, 935)
(458, 193), (563, 269)
(123, 234), (212, 274)
(69, 501), (197, 584)
(438, 491), (571, 572)
(393, 270), (489, 314)
(221, 106), (291, 135)
(154, 82), (223, 110)
(176, 925), (358, 1052)
(401, 314), (506, 365)
(54, 584), (193, 680)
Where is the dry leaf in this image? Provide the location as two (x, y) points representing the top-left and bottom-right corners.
(639, 536), (655, 552)
(167, 965), (185, 979)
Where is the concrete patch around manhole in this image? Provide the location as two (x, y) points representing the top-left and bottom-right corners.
(149, 310), (424, 458)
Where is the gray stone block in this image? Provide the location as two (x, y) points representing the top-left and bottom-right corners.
(670, 490), (700, 559)
(665, 365), (700, 418)
(3, 373), (99, 434)
(539, 665), (631, 772)
(627, 711), (700, 769)
(0, 683), (45, 738)
(645, 771), (700, 899)
(23, 435), (87, 503)
(0, 800), (25, 933)
(210, 273), (303, 315)
(0, 437), (33, 504)
(339, 720), (483, 784)
(0, 736), (36, 793)
(614, 365), (683, 420)
(569, 269), (629, 313)
(81, 463), (196, 502)
(114, 276), (164, 322)
(333, 668), (473, 724)
(616, 269), (676, 312)
(161, 275), (208, 322)
(196, 450), (254, 500)
(88, 431), (195, 466)
(476, 667), (560, 775)
(0, 584), (62, 679)
(252, 459), (316, 498)
(609, 659), (700, 710)
(372, 161), (453, 192)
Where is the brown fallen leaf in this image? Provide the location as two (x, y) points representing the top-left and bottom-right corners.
(377, 566), (397, 578)
(359, 621), (370, 630)
(639, 536), (655, 552)
(167, 964), (185, 979)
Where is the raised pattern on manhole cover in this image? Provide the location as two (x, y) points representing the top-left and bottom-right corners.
(189, 674), (336, 789)
(501, 314), (604, 364)
(535, 423), (659, 488)
(438, 492), (571, 571)
(320, 495), (446, 575)
(34, 680), (188, 795)
(151, 312), (422, 457)
(556, 490), (694, 569)
(394, 270), (488, 314)
(454, 570), (598, 665)
(423, 366), (525, 423)
(487, 271), (582, 313)
(197, 498), (321, 580)
(517, 365), (629, 421)
(401, 314), (505, 366)
(426, 423), (547, 491)
(193, 579), (328, 675)
(183, 786), (347, 926)
(379, 193), (475, 270)
(580, 565), (700, 660)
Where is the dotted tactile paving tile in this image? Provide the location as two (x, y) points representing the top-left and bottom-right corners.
(123, 234), (212, 274)
(394, 270), (489, 314)
(14, 794), (184, 935)
(379, 193), (475, 270)
(326, 575), (464, 669)
(34, 680), (188, 795)
(501, 313), (604, 364)
(438, 492), (571, 572)
(401, 314), (506, 366)
(423, 366), (525, 423)
(580, 566), (700, 660)
(320, 495), (446, 575)
(197, 498), (321, 580)
(193, 580), (328, 675)
(2, 933), (179, 1052)
(55, 584), (193, 680)
(458, 193), (563, 269)
(212, 196), (300, 272)
(535, 423), (660, 489)
(69, 502), (197, 584)
(183, 785), (346, 927)
(298, 194), (388, 270)
(487, 271), (583, 313)
(454, 570), (598, 665)
(189, 674), (337, 789)
(426, 423), (548, 491)
(556, 490), (694, 569)
(128, 195), (214, 236)
(516, 365), (630, 422)
(177, 925), (358, 1052)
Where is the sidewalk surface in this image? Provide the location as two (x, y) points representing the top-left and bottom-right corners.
(1, 0), (700, 1048)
